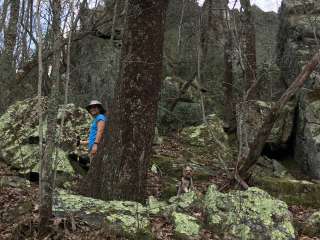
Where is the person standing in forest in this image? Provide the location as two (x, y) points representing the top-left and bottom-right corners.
(80, 100), (108, 159)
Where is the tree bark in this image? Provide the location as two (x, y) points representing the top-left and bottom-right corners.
(39, 0), (61, 233)
(3, 0), (20, 65)
(0, 0), (9, 33)
(36, 0), (44, 204)
(238, 51), (320, 180)
(110, 0), (118, 41)
(223, 7), (236, 131)
(0, 0), (20, 113)
(240, 0), (257, 100)
(81, 0), (168, 202)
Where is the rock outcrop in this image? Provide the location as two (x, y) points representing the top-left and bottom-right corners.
(54, 186), (295, 240)
(236, 101), (295, 154)
(278, 0), (320, 178)
(0, 98), (91, 177)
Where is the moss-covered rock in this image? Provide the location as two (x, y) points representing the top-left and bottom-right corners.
(151, 154), (217, 182)
(253, 177), (320, 208)
(237, 101), (295, 153)
(53, 190), (152, 239)
(251, 156), (292, 179)
(171, 212), (201, 239)
(147, 196), (169, 215)
(204, 185), (295, 240)
(303, 211), (320, 237)
(180, 114), (229, 158)
(0, 176), (31, 188)
(0, 98), (91, 176)
(169, 191), (199, 210)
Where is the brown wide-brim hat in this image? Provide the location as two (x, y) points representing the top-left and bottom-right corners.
(85, 100), (106, 114)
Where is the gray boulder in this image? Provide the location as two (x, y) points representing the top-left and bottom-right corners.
(236, 101), (295, 153)
(0, 98), (91, 175)
(204, 185), (295, 240)
(302, 211), (320, 237)
(295, 90), (320, 179)
(54, 190), (152, 239)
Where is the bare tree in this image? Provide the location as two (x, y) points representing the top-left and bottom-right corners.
(36, 0), (44, 207)
(223, 1), (235, 131)
(0, 0), (9, 33)
(81, 0), (169, 202)
(39, 0), (61, 233)
(240, 0), (257, 100)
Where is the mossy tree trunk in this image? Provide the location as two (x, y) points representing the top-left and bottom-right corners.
(81, 0), (168, 202)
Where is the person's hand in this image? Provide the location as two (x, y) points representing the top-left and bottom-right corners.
(90, 143), (98, 157)
(80, 140), (88, 145)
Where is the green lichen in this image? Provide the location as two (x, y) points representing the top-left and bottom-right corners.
(106, 213), (150, 235)
(171, 212), (200, 239)
(254, 177), (320, 208)
(303, 211), (320, 237)
(204, 185), (295, 240)
(0, 176), (31, 188)
(147, 196), (169, 215)
(0, 98), (91, 177)
(169, 191), (199, 210)
(54, 190), (151, 238)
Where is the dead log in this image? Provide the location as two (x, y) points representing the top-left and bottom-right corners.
(238, 51), (320, 181)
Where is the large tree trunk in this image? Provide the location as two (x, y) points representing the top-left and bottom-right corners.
(240, 0), (257, 100)
(81, 0), (168, 202)
(0, 0), (20, 113)
(237, 51), (320, 181)
(3, 0), (20, 63)
(39, 0), (61, 233)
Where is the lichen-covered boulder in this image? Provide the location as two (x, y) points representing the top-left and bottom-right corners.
(253, 176), (320, 208)
(180, 114), (233, 162)
(169, 191), (199, 210)
(54, 190), (152, 239)
(180, 114), (227, 148)
(204, 185), (295, 240)
(251, 156), (292, 179)
(171, 212), (201, 239)
(303, 211), (320, 237)
(147, 192), (199, 216)
(147, 196), (169, 215)
(237, 101), (295, 152)
(0, 98), (91, 175)
(0, 176), (31, 188)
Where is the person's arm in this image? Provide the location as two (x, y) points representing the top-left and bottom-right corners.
(90, 120), (106, 156)
(95, 120), (106, 145)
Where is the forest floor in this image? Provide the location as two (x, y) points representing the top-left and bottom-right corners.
(0, 135), (319, 240)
